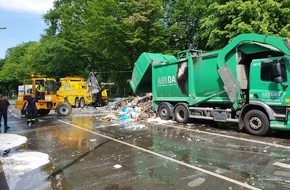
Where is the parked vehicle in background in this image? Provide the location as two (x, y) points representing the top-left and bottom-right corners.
(57, 72), (113, 108)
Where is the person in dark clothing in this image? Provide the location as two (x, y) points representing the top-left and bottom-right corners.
(24, 94), (38, 127)
(0, 94), (11, 133)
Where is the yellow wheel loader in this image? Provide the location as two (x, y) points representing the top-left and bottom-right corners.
(15, 76), (72, 117)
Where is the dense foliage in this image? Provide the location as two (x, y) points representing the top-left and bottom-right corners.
(0, 0), (289, 96)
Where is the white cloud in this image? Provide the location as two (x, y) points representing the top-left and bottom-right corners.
(0, 0), (54, 14)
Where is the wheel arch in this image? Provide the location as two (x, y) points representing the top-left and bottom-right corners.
(239, 101), (275, 129)
(173, 102), (189, 113)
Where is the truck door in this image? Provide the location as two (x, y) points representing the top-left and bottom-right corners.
(249, 58), (288, 106)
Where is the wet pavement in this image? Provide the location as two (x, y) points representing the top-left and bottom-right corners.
(1, 106), (290, 190)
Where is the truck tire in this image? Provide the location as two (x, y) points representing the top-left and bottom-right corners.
(174, 104), (189, 124)
(80, 98), (85, 108)
(75, 98), (80, 108)
(38, 109), (50, 117)
(243, 110), (270, 136)
(57, 102), (72, 117)
(157, 103), (172, 120)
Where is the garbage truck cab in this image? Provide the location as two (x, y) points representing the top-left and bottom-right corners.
(130, 33), (290, 136)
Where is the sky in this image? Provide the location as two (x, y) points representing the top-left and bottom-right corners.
(0, 0), (55, 59)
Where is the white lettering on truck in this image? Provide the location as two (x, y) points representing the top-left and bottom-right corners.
(262, 91), (285, 98)
(158, 76), (177, 86)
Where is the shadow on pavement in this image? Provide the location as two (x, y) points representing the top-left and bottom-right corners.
(0, 165), (9, 190)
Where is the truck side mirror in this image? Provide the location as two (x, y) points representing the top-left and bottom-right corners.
(272, 61), (283, 83)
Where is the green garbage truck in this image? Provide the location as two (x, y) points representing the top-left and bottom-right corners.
(130, 33), (290, 136)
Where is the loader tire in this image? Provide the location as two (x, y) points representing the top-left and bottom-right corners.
(57, 102), (72, 117)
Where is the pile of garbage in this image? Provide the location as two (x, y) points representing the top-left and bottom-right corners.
(102, 93), (157, 128)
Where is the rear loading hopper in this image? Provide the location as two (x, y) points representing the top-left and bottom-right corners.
(130, 52), (176, 94)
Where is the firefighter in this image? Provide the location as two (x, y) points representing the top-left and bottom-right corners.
(24, 94), (38, 127)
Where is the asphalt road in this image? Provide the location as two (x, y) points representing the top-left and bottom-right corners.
(1, 107), (290, 190)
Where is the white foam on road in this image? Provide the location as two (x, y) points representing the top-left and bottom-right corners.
(0, 134), (50, 189)
(1, 151), (50, 189)
(0, 134), (27, 151)
(273, 162), (290, 169)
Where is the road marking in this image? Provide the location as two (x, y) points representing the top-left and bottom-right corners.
(161, 124), (290, 150)
(273, 162), (290, 169)
(59, 120), (260, 190)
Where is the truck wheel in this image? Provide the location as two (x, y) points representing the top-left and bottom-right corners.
(57, 102), (72, 117)
(174, 104), (189, 124)
(157, 103), (171, 120)
(243, 110), (270, 136)
(80, 98), (85, 108)
(75, 98), (80, 108)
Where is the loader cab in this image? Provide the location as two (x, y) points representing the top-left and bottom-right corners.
(34, 79), (58, 100)
(18, 78), (58, 101)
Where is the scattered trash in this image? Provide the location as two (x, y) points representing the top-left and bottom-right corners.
(147, 117), (174, 124)
(99, 114), (118, 121)
(2, 149), (10, 157)
(112, 93), (156, 120)
(113, 164), (122, 169)
(187, 178), (205, 188)
(96, 93), (157, 129)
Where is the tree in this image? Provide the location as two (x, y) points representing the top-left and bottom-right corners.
(30, 36), (85, 79)
(3, 0), (290, 96)
(43, 0), (169, 95)
(197, 0), (290, 49)
(0, 42), (38, 83)
(43, 0), (91, 78)
(0, 42), (39, 96)
(162, 0), (199, 53)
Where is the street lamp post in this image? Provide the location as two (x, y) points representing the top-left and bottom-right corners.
(0, 27), (7, 29)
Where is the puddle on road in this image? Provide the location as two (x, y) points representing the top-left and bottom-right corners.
(3, 114), (290, 189)
(0, 119), (100, 190)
